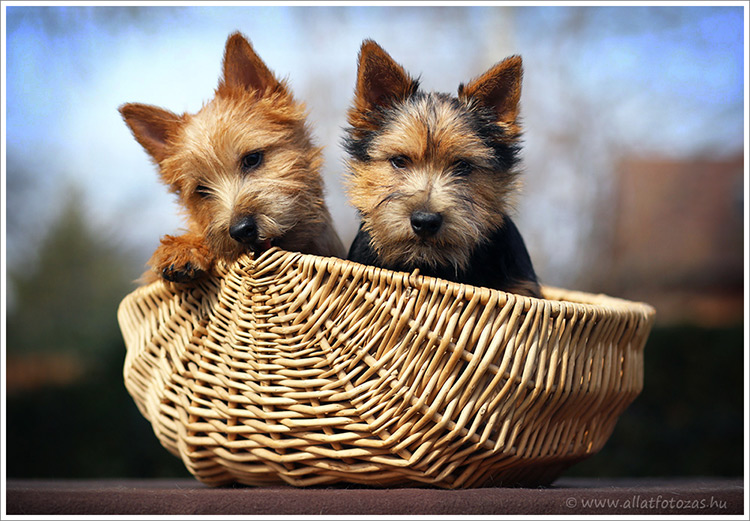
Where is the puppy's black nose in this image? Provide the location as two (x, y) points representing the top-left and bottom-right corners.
(410, 211), (442, 237)
(229, 216), (258, 244)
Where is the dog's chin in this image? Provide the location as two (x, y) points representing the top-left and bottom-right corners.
(215, 237), (277, 263)
(241, 233), (280, 253)
(248, 238), (274, 253)
(375, 236), (471, 274)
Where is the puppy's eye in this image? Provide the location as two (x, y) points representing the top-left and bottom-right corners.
(241, 151), (264, 171)
(390, 155), (410, 170)
(195, 185), (211, 198)
(452, 159), (473, 176)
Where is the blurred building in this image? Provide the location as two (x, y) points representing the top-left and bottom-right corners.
(605, 154), (744, 326)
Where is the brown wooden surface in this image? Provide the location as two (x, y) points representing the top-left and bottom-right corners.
(6, 477), (744, 515)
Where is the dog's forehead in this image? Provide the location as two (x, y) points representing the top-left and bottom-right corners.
(183, 98), (297, 154)
(184, 100), (283, 148)
(376, 94), (491, 161)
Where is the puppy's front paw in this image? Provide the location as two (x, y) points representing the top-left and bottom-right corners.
(150, 235), (212, 283)
(161, 261), (205, 282)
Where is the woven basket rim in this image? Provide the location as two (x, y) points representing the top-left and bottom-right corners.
(202, 248), (656, 321)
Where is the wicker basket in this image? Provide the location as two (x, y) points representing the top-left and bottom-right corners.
(118, 248), (654, 488)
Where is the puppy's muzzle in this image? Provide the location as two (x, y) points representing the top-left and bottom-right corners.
(410, 211), (443, 238)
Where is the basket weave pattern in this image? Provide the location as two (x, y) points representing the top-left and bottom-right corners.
(119, 249), (654, 488)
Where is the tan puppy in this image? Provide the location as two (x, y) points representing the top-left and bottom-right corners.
(121, 32), (345, 282)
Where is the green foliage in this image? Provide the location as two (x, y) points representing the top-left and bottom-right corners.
(6, 187), (187, 478)
(7, 188), (137, 359)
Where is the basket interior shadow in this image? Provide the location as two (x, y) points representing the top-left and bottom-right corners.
(118, 248), (655, 488)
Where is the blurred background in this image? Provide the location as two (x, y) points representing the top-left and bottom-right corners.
(3, 5), (746, 480)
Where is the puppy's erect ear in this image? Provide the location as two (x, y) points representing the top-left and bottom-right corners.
(119, 103), (182, 163)
(354, 40), (418, 112)
(220, 32), (281, 95)
(459, 55), (523, 124)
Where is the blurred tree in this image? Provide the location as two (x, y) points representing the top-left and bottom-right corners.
(5, 154), (49, 276)
(5, 183), (189, 478)
(6, 185), (135, 362)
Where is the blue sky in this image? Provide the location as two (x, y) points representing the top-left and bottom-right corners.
(3, 4), (746, 285)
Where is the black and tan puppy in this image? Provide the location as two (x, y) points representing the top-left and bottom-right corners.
(343, 40), (541, 297)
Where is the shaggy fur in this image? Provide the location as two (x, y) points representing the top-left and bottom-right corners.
(120, 32), (345, 283)
(344, 40), (541, 297)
